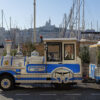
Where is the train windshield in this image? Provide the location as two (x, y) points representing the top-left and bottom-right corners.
(47, 42), (62, 62)
(89, 47), (97, 65)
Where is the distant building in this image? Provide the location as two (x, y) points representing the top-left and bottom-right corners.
(81, 29), (100, 40)
(0, 27), (5, 45)
(36, 19), (59, 42)
(0, 19), (100, 46)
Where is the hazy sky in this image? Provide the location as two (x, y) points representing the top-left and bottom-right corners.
(0, 0), (100, 30)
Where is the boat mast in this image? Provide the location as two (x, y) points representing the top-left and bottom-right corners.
(82, 0), (85, 31)
(78, 0), (80, 40)
(10, 17), (12, 30)
(1, 10), (3, 28)
(97, 20), (98, 32)
(33, 0), (36, 43)
(82, 0), (85, 39)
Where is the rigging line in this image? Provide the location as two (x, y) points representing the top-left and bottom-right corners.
(85, 0), (93, 20)
(3, 12), (9, 30)
(63, 0), (77, 37)
(71, 0), (83, 28)
(3, 12), (12, 39)
(85, 1), (94, 27)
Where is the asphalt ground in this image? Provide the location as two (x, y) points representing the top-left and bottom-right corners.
(0, 83), (100, 100)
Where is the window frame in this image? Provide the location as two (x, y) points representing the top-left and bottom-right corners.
(46, 42), (62, 62)
(64, 44), (75, 60)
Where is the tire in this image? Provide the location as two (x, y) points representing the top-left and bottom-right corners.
(54, 83), (74, 90)
(0, 75), (15, 91)
(15, 83), (21, 86)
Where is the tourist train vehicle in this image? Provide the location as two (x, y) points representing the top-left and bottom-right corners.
(0, 38), (82, 90)
(89, 41), (100, 82)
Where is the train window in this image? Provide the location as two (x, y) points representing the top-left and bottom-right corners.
(64, 44), (75, 60)
(47, 43), (62, 62)
(89, 47), (97, 65)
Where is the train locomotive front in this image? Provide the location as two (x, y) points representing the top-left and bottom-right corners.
(0, 38), (82, 90)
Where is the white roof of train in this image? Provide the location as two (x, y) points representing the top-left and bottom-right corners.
(43, 38), (77, 41)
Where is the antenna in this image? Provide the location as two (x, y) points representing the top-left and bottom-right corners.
(33, 0), (36, 43)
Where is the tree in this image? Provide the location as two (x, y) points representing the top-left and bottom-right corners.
(3, 49), (17, 56)
(79, 46), (90, 64)
(22, 42), (36, 56)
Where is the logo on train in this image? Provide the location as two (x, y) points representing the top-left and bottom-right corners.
(4, 60), (9, 66)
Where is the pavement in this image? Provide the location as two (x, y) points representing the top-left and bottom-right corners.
(0, 83), (100, 100)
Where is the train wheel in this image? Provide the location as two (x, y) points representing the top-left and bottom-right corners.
(15, 83), (21, 86)
(0, 76), (14, 91)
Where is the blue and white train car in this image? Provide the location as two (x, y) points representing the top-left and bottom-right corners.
(89, 41), (100, 82)
(0, 38), (82, 90)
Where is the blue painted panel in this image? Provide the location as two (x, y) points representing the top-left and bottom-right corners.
(89, 64), (96, 79)
(0, 70), (17, 75)
(69, 77), (82, 80)
(15, 77), (82, 81)
(26, 64), (80, 74)
(1, 56), (4, 66)
(4, 82), (8, 85)
(15, 78), (56, 80)
(11, 56), (13, 66)
(65, 77), (82, 81)
(26, 64), (46, 73)
(95, 76), (100, 82)
(46, 64), (80, 73)
(16, 69), (21, 72)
